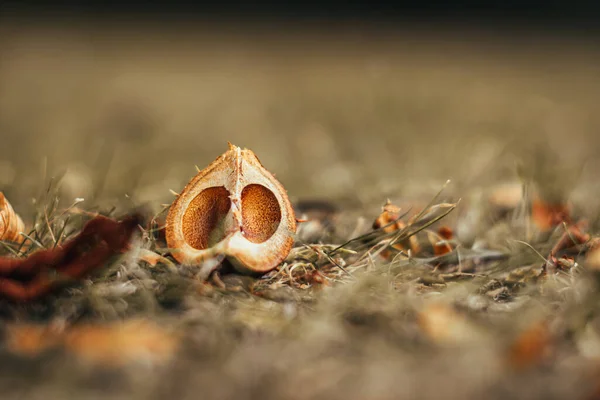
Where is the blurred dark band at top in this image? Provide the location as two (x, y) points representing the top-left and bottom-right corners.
(2, 0), (600, 36)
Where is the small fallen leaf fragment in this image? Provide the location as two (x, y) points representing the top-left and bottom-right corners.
(5, 319), (179, 367)
(487, 182), (523, 210)
(486, 184), (573, 232)
(506, 320), (553, 370)
(4, 324), (62, 356)
(373, 200), (421, 256)
(417, 303), (480, 345)
(0, 192), (25, 243)
(587, 383), (600, 400)
(576, 322), (600, 360)
(544, 221), (589, 273)
(576, 327), (600, 399)
(373, 200), (405, 235)
(431, 226), (454, 256)
(532, 198), (571, 232)
(437, 225), (453, 240)
(166, 143), (297, 275)
(64, 319), (179, 366)
(307, 269), (329, 286)
(587, 246), (600, 271)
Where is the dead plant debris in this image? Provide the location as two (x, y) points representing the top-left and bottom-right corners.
(2, 149), (600, 400)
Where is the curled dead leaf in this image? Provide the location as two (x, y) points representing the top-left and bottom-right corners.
(0, 213), (141, 302)
(0, 192), (24, 243)
(166, 143), (297, 274)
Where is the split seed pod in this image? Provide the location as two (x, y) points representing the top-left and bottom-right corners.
(0, 192), (25, 243)
(166, 143), (297, 274)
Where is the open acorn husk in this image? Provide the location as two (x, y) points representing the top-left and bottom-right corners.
(165, 143), (297, 274)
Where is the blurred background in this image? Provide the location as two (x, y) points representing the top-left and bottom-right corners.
(1, 0), (600, 220)
(3, 5), (600, 399)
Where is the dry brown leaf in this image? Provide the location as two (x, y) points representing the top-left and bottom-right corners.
(0, 192), (25, 243)
(166, 143), (297, 274)
(6, 319), (180, 367)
